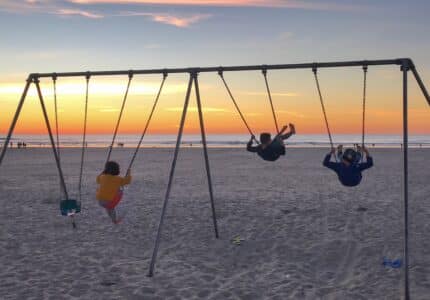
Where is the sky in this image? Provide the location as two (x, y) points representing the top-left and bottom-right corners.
(0, 0), (429, 135)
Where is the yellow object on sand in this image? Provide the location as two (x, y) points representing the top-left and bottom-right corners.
(231, 236), (244, 245)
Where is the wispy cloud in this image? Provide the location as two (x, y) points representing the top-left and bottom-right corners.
(0, 80), (187, 97)
(0, 0), (104, 18)
(278, 31), (294, 41)
(120, 12), (211, 27)
(242, 91), (300, 97)
(277, 110), (306, 118)
(0, 0), (42, 14)
(68, 0), (363, 11)
(56, 8), (104, 18)
(0, 0), (364, 24)
(244, 112), (262, 117)
(99, 107), (120, 112)
(0, 1), (210, 26)
(166, 107), (229, 113)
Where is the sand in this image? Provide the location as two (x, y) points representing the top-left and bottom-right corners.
(0, 147), (429, 299)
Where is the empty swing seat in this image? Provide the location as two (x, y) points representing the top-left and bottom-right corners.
(60, 199), (81, 216)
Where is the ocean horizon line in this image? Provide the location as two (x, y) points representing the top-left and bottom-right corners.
(2, 133), (430, 149)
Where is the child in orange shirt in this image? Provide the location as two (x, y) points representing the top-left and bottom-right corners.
(96, 161), (132, 224)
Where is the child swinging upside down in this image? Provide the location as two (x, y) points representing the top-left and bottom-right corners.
(247, 123), (296, 162)
(323, 145), (373, 187)
(96, 161), (132, 224)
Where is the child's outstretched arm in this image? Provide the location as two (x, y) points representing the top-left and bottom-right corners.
(323, 148), (338, 171)
(358, 147), (373, 171)
(96, 173), (102, 184)
(120, 170), (132, 186)
(246, 135), (258, 153)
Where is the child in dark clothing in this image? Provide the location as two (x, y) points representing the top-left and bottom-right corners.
(247, 123), (296, 162)
(323, 145), (373, 187)
(336, 144), (363, 164)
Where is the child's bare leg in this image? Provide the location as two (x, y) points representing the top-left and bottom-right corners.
(280, 124), (296, 140)
(106, 208), (117, 223)
(280, 132), (293, 140)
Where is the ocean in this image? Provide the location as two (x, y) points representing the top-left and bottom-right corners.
(2, 134), (430, 148)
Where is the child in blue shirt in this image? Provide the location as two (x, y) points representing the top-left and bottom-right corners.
(323, 145), (373, 187)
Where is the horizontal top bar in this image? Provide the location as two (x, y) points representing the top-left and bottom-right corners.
(30, 58), (413, 79)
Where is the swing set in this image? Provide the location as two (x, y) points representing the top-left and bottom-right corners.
(0, 58), (429, 300)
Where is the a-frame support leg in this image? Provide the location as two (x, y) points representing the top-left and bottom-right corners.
(148, 74), (194, 277)
(401, 60), (410, 300)
(193, 74), (219, 238)
(148, 72), (220, 277)
(34, 78), (69, 200)
(0, 77), (32, 167)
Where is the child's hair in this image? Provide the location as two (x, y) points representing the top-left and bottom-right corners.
(342, 149), (357, 164)
(260, 133), (272, 144)
(103, 161), (120, 175)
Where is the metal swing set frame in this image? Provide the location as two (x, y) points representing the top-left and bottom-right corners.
(0, 58), (429, 299)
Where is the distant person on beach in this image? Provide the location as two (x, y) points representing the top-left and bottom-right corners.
(323, 145), (373, 187)
(96, 161), (132, 224)
(247, 123), (296, 161)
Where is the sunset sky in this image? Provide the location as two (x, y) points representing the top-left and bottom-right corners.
(1, 0), (429, 135)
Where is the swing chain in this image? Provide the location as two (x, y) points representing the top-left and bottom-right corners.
(261, 67), (280, 134)
(78, 74), (90, 202)
(126, 72), (168, 171)
(218, 70), (259, 143)
(52, 73), (61, 159)
(312, 64), (318, 75)
(262, 66), (268, 76)
(312, 66), (337, 161)
(217, 68), (224, 77)
(105, 73), (133, 163)
(361, 65), (368, 152)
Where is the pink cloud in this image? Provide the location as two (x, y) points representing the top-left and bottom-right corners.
(70, 0), (270, 5)
(0, 1), (104, 18)
(121, 12), (211, 27)
(68, 0), (363, 11)
(56, 8), (104, 18)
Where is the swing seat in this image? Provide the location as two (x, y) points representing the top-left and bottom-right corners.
(60, 199), (81, 216)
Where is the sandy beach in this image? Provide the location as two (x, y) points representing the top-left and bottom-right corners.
(0, 147), (429, 299)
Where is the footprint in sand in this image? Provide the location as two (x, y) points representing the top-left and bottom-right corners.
(356, 206), (368, 212)
(100, 280), (116, 286)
